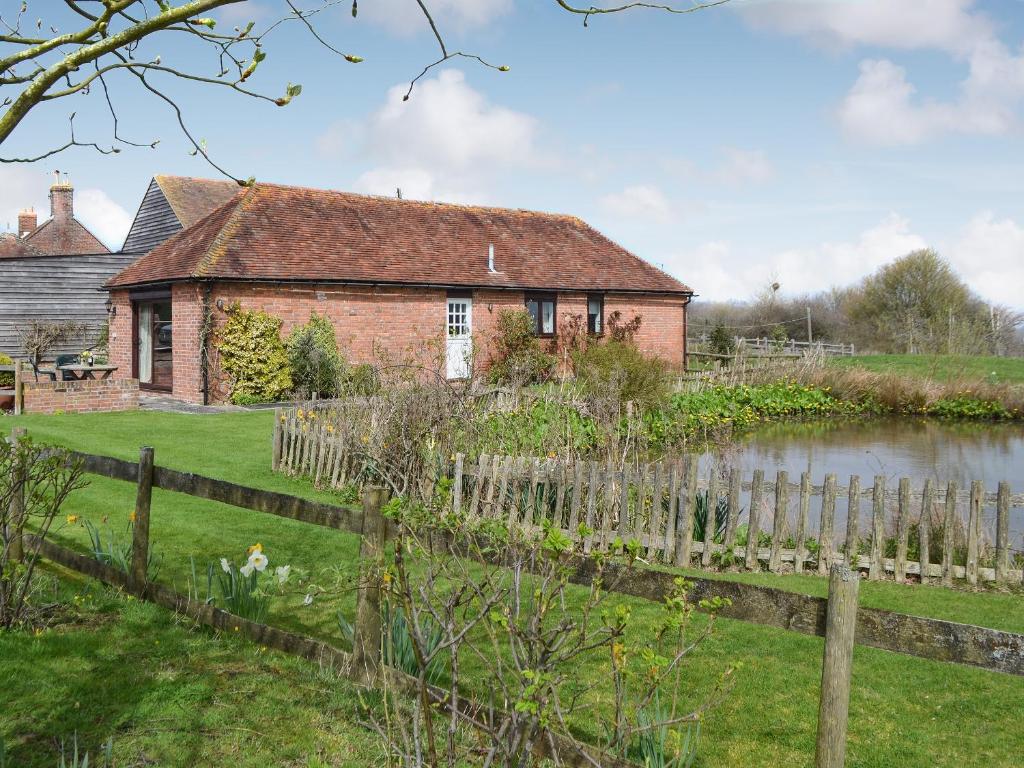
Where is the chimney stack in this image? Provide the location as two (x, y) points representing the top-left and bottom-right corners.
(50, 170), (73, 220)
(18, 208), (37, 237)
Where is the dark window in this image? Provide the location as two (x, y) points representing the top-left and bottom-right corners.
(525, 293), (556, 336)
(587, 294), (604, 335)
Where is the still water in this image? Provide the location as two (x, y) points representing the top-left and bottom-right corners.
(703, 417), (1024, 550)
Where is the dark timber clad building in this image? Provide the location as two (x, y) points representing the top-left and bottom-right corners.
(0, 175), (238, 358)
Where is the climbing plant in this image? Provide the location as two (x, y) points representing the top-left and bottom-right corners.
(216, 304), (292, 405)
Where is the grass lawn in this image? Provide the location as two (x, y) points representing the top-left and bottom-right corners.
(0, 571), (380, 768)
(5, 409), (1024, 767)
(833, 354), (1024, 384)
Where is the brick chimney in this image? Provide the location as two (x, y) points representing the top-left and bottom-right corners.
(18, 208), (37, 237)
(49, 171), (73, 220)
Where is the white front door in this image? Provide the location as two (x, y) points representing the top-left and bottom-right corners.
(446, 297), (473, 379)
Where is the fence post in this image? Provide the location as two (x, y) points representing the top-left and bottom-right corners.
(8, 427), (27, 562)
(815, 563), (860, 768)
(351, 485), (390, 686)
(271, 408), (283, 471)
(130, 446), (154, 595)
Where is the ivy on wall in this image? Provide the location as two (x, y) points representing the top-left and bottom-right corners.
(216, 303), (292, 405)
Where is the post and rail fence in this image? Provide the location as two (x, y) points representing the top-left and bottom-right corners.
(10, 426), (1024, 766)
(274, 410), (1024, 588)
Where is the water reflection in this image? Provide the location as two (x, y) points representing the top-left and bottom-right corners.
(731, 418), (1024, 492)
(697, 418), (1024, 551)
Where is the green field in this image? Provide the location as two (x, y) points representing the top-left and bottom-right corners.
(4, 410), (1024, 767)
(833, 354), (1024, 384)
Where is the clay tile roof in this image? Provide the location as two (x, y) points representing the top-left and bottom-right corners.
(22, 216), (109, 255)
(107, 182), (691, 294)
(155, 175), (241, 228)
(0, 232), (42, 258)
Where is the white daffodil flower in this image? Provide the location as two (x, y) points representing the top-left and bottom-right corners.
(220, 558), (231, 573)
(240, 562), (255, 577)
(303, 593), (314, 606)
(275, 565), (291, 585)
(247, 550), (269, 572)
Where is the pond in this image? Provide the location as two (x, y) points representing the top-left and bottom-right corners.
(704, 417), (1024, 554)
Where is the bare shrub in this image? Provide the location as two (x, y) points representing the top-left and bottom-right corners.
(1, 436), (87, 630)
(366, 492), (735, 767)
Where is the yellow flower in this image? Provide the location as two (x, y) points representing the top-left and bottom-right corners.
(66, 514), (79, 524)
(326, 424), (335, 434)
(129, 510), (137, 523)
(247, 543), (264, 555)
(611, 641), (626, 670)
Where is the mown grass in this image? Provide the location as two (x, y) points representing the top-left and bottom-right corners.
(7, 409), (1024, 767)
(0, 572), (380, 768)
(833, 354), (1024, 385)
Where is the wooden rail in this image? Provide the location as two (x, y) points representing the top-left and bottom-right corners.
(46, 445), (1024, 676)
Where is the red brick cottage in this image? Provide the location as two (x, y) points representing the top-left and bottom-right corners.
(105, 182), (693, 405)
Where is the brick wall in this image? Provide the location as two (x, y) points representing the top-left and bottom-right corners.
(108, 281), (688, 404)
(107, 289), (133, 381)
(23, 378), (139, 415)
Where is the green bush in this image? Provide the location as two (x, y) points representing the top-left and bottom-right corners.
(0, 353), (13, 389)
(217, 303), (292, 405)
(487, 309), (556, 385)
(287, 312), (345, 398)
(708, 324), (735, 357)
(573, 340), (670, 410)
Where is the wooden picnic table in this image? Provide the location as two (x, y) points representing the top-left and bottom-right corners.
(58, 364), (118, 381)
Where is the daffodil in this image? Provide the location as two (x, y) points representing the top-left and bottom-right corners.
(303, 593), (314, 606)
(240, 562), (255, 577)
(247, 550), (269, 572)
(275, 565), (291, 584)
(247, 543), (263, 555)
(129, 510), (137, 523)
(66, 514), (79, 524)
(220, 557), (231, 573)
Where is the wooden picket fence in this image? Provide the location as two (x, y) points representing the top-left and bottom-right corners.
(274, 412), (1024, 587)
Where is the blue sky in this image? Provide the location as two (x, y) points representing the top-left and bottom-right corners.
(2, 0), (1023, 308)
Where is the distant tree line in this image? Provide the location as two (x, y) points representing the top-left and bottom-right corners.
(689, 250), (1024, 357)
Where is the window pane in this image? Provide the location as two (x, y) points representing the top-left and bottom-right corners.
(541, 301), (554, 334)
(526, 299), (540, 331)
(588, 296), (602, 334)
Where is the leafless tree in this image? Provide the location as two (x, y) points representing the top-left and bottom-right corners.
(1, 1), (729, 180)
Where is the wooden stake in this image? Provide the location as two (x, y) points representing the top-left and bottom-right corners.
(815, 564), (860, 768)
(130, 446), (154, 595)
(942, 480), (957, 587)
(769, 470), (788, 573)
(966, 480), (983, 587)
(919, 479), (933, 584)
(794, 472), (811, 574)
(745, 468), (764, 571)
(995, 482), (1010, 583)
(818, 474), (837, 576)
(869, 475), (885, 581)
(701, 468), (719, 568)
(674, 455), (697, 568)
(894, 478), (910, 582)
(724, 466), (742, 557)
(845, 475), (861, 569)
(351, 486), (389, 687)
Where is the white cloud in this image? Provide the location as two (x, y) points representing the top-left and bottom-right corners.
(740, 0), (992, 54)
(0, 167), (47, 234)
(713, 147), (774, 185)
(358, 0), (513, 35)
(599, 184), (673, 222)
(321, 69), (540, 202)
(662, 213), (929, 301)
(947, 212), (1024, 308)
(75, 189), (133, 251)
(741, 0), (1024, 144)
